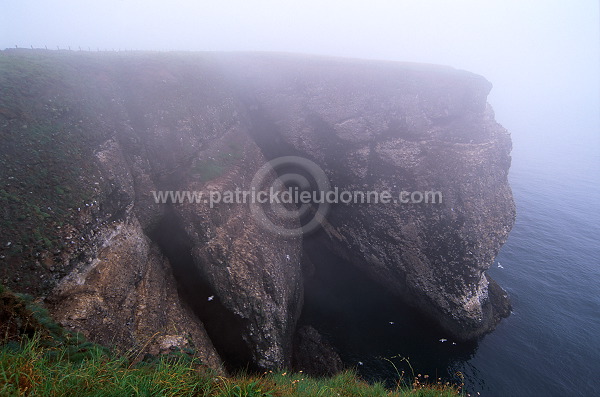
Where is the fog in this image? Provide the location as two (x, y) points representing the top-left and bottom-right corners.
(2, 3), (600, 393)
(2, 0), (599, 176)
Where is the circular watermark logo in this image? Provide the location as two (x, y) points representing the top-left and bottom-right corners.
(249, 156), (331, 237)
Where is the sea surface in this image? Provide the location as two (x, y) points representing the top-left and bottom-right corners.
(302, 137), (600, 396)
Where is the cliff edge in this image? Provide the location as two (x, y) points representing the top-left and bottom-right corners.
(0, 50), (514, 371)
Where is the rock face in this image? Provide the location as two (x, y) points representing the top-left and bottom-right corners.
(48, 214), (224, 370)
(219, 55), (515, 340)
(0, 51), (303, 371)
(161, 127), (303, 369)
(0, 50), (514, 371)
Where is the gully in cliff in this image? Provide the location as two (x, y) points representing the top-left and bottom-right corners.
(0, 51), (514, 373)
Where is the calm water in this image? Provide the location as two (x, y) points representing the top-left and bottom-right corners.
(302, 139), (600, 396)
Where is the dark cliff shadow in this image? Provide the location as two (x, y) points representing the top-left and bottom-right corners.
(299, 232), (480, 387)
(244, 102), (481, 382)
(147, 206), (254, 372)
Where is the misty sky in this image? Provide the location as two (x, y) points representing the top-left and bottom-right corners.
(1, 0), (599, 174)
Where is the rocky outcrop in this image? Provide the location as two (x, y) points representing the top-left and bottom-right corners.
(48, 214), (224, 369)
(213, 54), (514, 339)
(44, 137), (221, 369)
(161, 127), (303, 369)
(0, 50), (514, 372)
(0, 51), (304, 371)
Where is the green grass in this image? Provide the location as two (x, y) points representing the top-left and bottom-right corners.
(0, 51), (111, 295)
(0, 338), (462, 397)
(0, 285), (462, 397)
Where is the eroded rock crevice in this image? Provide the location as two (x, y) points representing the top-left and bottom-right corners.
(147, 207), (254, 372)
(236, 56), (515, 341)
(0, 50), (515, 374)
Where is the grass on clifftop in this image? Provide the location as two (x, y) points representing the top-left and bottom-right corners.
(0, 285), (462, 396)
(0, 341), (462, 397)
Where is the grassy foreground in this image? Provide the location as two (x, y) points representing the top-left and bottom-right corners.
(0, 285), (462, 396)
(0, 339), (461, 397)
